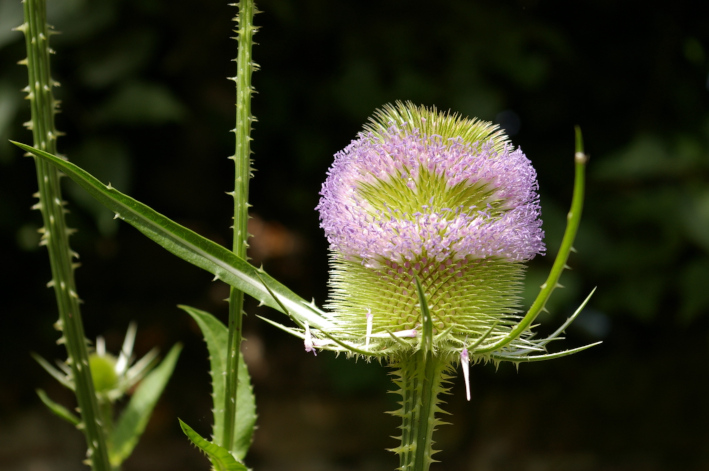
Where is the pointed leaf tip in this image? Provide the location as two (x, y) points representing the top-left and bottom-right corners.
(178, 419), (247, 471)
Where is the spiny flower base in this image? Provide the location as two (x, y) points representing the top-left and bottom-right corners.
(326, 254), (527, 359)
(389, 351), (455, 471)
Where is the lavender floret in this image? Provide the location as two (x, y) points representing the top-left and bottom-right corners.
(317, 125), (545, 267)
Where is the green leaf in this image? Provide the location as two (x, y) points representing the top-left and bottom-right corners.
(109, 343), (182, 467)
(31, 352), (74, 390)
(180, 305), (256, 460)
(12, 141), (333, 331)
(35, 389), (80, 426)
(179, 419), (248, 471)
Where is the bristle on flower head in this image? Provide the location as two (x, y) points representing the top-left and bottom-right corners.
(317, 102), (544, 268)
(314, 102), (546, 359)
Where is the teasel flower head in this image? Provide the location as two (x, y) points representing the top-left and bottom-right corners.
(304, 102), (595, 370)
(265, 102), (597, 470)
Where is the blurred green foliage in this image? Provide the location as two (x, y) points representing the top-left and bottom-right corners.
(1, 1), (708, 470)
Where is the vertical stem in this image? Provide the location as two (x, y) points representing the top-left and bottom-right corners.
(391, 352), (451, 471)
(19, 0), (110, 469)
(223, 0), (257, 453)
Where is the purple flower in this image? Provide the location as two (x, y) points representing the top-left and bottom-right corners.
(311, 102), (552, 361)
(317, 125), (545, 268)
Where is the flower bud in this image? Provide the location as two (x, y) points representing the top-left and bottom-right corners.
(88, 353), (119, 393)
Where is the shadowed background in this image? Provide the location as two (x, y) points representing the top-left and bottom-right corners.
(1, 0), (708, 470)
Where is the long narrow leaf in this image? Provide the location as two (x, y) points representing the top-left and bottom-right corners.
(179, 419), (248, 471)
(12, 141), (333, 330)
(31, 352), (73, 390)
(180, 305), (256, 460)
(109, 344), (182, 467)
(35, 389), (80, 426)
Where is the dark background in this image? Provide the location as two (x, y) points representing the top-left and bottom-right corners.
(1, 0), (708, 470)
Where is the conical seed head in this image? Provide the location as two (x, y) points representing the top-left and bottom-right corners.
(317, 102), (545, 356)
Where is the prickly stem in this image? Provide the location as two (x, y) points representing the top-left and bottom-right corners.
(223, 0), (257, 455)
(19, 1), (110, 470)
(390, 352), (452, 471)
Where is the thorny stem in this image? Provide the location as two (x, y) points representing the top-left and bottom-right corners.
(224, 0), (257, 454)
(18, 0), (110, 469)
(389, 278), (451, 471)
(391, 352), (450, 471)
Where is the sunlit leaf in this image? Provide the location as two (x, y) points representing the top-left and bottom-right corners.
(180, 305), (256, 460)
(12, 141), (333, 330)
(179, 419), (247, 471)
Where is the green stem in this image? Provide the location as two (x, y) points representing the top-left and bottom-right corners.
(391, 352), (452, 471)
(223, 0), (257, 453)
(19, 1), (110, 470)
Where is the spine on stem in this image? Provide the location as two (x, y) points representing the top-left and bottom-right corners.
(390, 352), (454, 471)
(17, 0), (110, 469)
(222, 0), (259, 454)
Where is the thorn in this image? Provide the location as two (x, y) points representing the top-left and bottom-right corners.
(365, 309), (373, 348)
(461, 348), (471, 401)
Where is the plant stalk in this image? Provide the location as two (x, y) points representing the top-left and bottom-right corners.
(19, 0), (110, 469)
(391, 352), (451, 471)
(223, 0), (257, 453)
